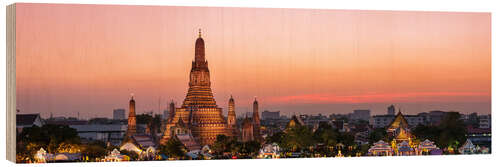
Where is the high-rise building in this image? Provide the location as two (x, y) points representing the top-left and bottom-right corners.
(352, 110), (371, 121)
(161, 30), (230, 146)
(387, 105), (395, 115)
(113, 109), (126, 120)
(479, 114), (491, 129)
(262, 110), (280, 120)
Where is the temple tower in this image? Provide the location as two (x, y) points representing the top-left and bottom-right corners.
(168, 100), (175, 120)
(126, 95), (137, 137)
(252, 97), (260, 140)
(241, 116), (254, 142)
(227, 95), (236, 128)
(161, 29), (229, 146)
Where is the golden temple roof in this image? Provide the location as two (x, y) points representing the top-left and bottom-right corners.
(395, 128), (411, 140)
(286, 115), (305, 129)
(388, 111), (409, 131)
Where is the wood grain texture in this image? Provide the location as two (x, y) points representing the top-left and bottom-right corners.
(6, 3), (17, 163)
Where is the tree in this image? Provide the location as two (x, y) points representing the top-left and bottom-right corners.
(337, 132), (355, 150)
(282, 125), (314, 152)
(368, 128), (389, 144)
(266, 131), (285, 144)
(438, 112), (466, 151)
(212, 135), (231, 155)
(17, 124), (81, 154)
(412, 112), (466, 151)
(158, 138), (186, 159)
(412, 124), (440, 143)
(81, 141), (107, 160)
(313, 122), (338, 146)
(151, 114), (163, 133)
(228, 138), (243, 155)
(136, 114), (153, 124)
(312, 122), (338, 156)
(241, 141), (261, 156)
(57, 141), (81, 153)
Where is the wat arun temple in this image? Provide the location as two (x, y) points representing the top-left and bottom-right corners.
(157, 30), (258, 146)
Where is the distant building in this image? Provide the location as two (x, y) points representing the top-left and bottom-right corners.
(405, 115), (425, 127)
(428, 111), (447, 125)
(302, 114), (330, 128)
(16, 113), (44, 133)
(332, 119), (350, 132)
(244, 112), (253, 118)
(466, 125), (491, 148)
(45, 119), (87, 125)
(387, 105), (396, 116)
(162, 109), (168, 120)
(262, 110), (280, 120)
(416, 112), (430, 124)
(479, 115), (491, 129)
(113, 109), (126, 120)
(371, 111), (424, 129)
(370, 115), (395, 128)
(351, 110), (371, 121)
(70, 124), (126, 146)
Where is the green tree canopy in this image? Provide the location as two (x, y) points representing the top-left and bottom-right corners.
(368, 128), (389, 144)
(158, 138), (186, 159)
(282, 125), (314, 152)
(412, 112), (466, 151)
(313, 122), (338, 147)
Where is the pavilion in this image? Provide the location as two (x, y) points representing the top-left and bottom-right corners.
(417, 139), (439, 155)
(368, 140), (393, 156)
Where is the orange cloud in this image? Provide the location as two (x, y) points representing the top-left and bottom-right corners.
(266, 92), (490, 104)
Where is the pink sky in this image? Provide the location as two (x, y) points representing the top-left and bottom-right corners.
(16, 3), (491, 118)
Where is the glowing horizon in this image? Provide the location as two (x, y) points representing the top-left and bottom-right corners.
(15, 3), (491, 118)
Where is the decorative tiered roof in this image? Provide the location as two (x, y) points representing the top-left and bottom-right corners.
(459, 139), (477, 154)
(418, 139), (438, 150)
(387, 111), (408, 133)
(161, 30), (230, 146)
(397, 141), (413, 152)
(395, 128), (412, 142)
(368, 140), (393, 152)
(176, 133), (201, 151)
(286, 115), (305, 129)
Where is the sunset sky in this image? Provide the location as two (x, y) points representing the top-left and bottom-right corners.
(16, 3), (491, 119)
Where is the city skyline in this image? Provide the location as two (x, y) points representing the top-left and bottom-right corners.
(16, 3), (491, 119)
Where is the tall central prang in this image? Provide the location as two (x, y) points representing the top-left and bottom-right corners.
(182, 29), (218, 108)
(160, 29), (231, 146)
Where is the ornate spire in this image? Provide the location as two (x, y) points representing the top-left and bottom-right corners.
(194, 29), (206, 64)
(126, 93), (137, 138)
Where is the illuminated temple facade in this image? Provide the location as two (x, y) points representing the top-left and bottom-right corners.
(160, 30), (234, 146)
